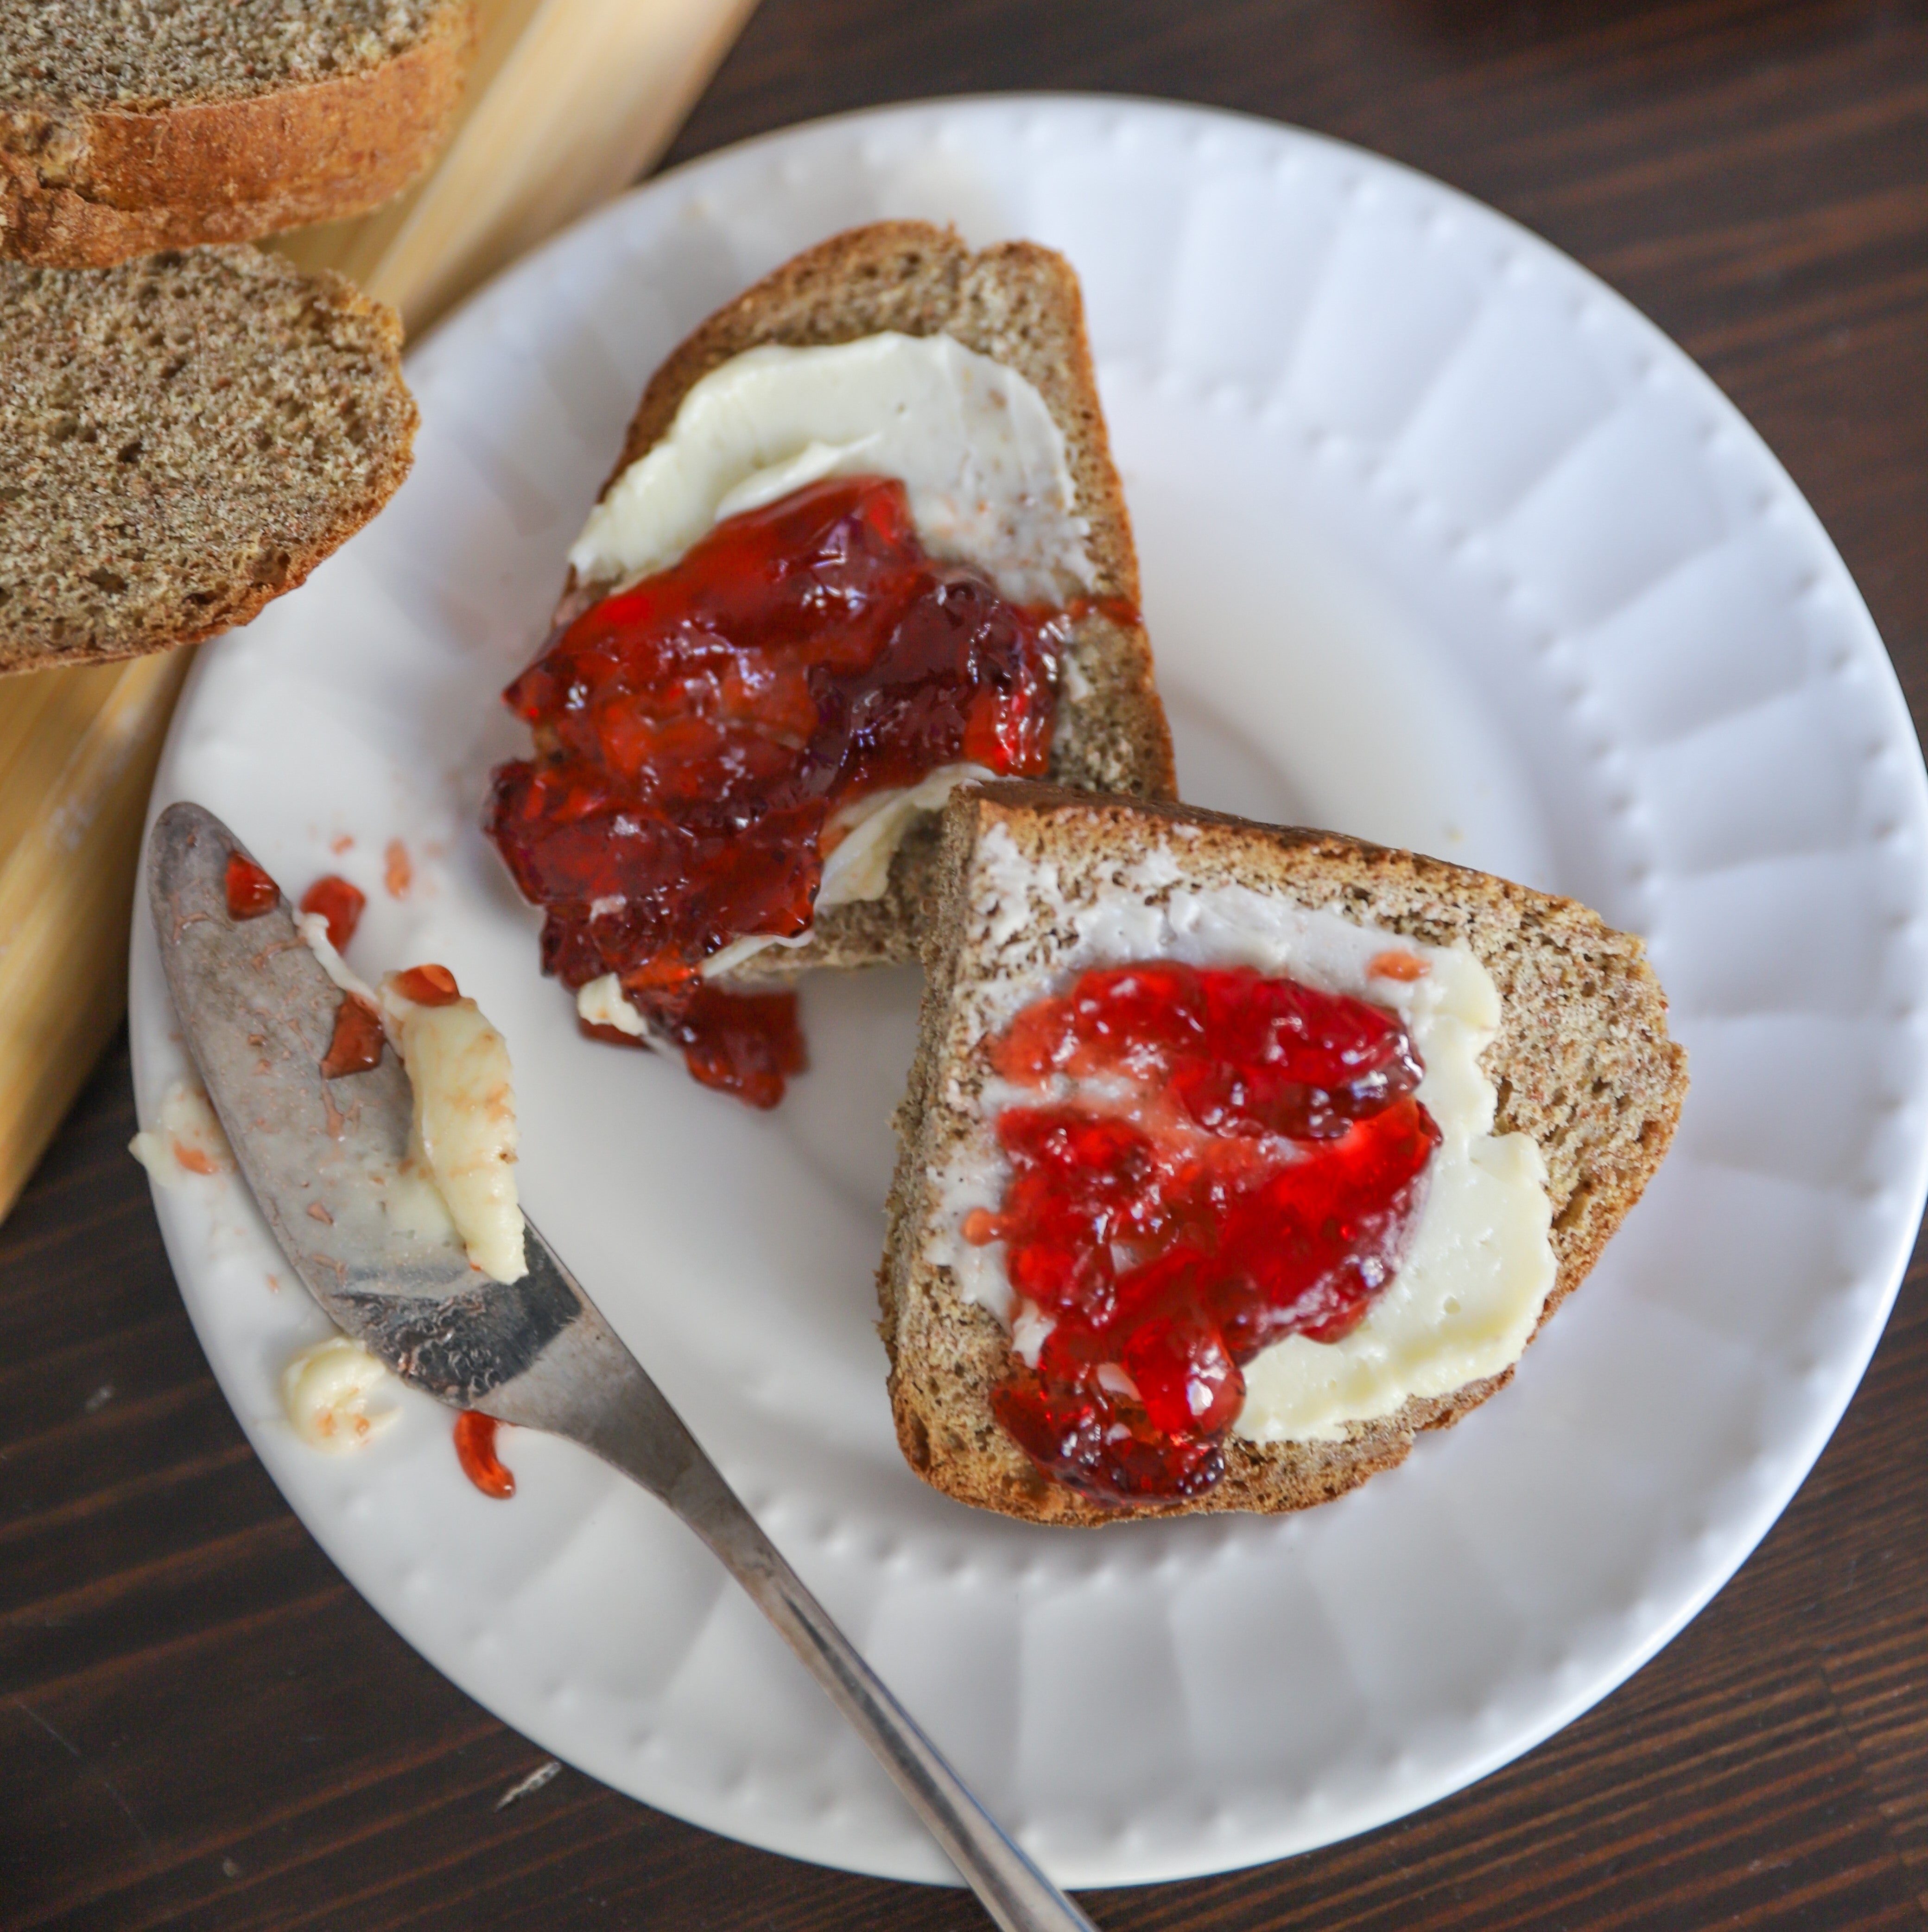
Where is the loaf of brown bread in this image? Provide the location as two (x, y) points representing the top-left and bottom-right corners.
(1, 245), (417, 673)
(0, 0), (476, 267)
(880, 782), (1689, 1525)
(557, 220), (1176, 980)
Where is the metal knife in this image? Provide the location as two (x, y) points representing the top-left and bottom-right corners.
(147, 799), (1099, 1932)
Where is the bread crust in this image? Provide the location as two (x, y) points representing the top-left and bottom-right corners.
(553, 220), (1176, 980)
(879, 782), (1690, 1525)
(0, 2), (475, 267)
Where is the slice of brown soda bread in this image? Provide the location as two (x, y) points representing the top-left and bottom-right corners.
(1, 244), (417, 673)
(550, 220), (1176, 981)
(879, 781), (1689, 1525)
(0, 0), (476, 267)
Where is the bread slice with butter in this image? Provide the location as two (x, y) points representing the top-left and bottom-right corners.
(1, 245), (416, 673)
(555, 221), (1176, 983)
(0, 1), (476, 267)
(880, 781), (1688, 1525)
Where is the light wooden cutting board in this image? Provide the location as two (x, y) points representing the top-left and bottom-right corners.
(0, 0), (760, 1222)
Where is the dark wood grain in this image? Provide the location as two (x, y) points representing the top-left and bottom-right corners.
(6, 2), (1928, 1924)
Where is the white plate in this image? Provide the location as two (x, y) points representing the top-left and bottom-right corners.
(130, 97), (1928, 1887)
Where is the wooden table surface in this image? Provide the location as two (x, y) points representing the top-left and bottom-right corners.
(7, 1), (1928, 1926)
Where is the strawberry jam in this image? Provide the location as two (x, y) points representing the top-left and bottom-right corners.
(580, 982), (806, 1112)
(300, 874), (366, 950)
(486, 476), (1065, 1106)
(225, 852), (278, 920)
(320, 994), (385, 1079)
(454, 1411), (514, 1499)
(391, 962), (461, 1007)
(974, 962), (1441, 1505)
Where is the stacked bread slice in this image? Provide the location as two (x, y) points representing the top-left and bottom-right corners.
(0, 1), (475, 266)
(1, 2), (478, 672)
(1, 246), (417, 670)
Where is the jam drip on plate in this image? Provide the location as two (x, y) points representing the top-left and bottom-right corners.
(454, 1411), (514, 1499)
(972, 962), (1442, 1505)
(580, 984), (805, 1112)
(486, 476), (1066, 1106)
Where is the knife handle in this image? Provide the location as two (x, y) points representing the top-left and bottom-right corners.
(660, 1457), (1101, 1932)
(480, 1222), (1101, 1929)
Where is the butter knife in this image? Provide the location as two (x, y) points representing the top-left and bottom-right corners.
(147, 799), (1099, 1932)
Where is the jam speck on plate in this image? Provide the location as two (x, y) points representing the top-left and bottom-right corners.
(486, 475), (1070, 1106)
(454, 1411), (514, 1499)
(974, 961), (1441, 1506)
(224, 852), (279, 920)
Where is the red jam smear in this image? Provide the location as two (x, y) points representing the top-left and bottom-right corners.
(455, 1411), (514, 1499)
(300, 874), (367, 950)
(976, 962), (1441, 1506)
(320, 993), (385, 1079)
(225, 852), (279, 920)
(485, 475), (1067, 1106)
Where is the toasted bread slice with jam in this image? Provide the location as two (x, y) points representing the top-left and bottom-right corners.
(561, 221), (1176, 981)
(880, 782), (1688, 1525)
